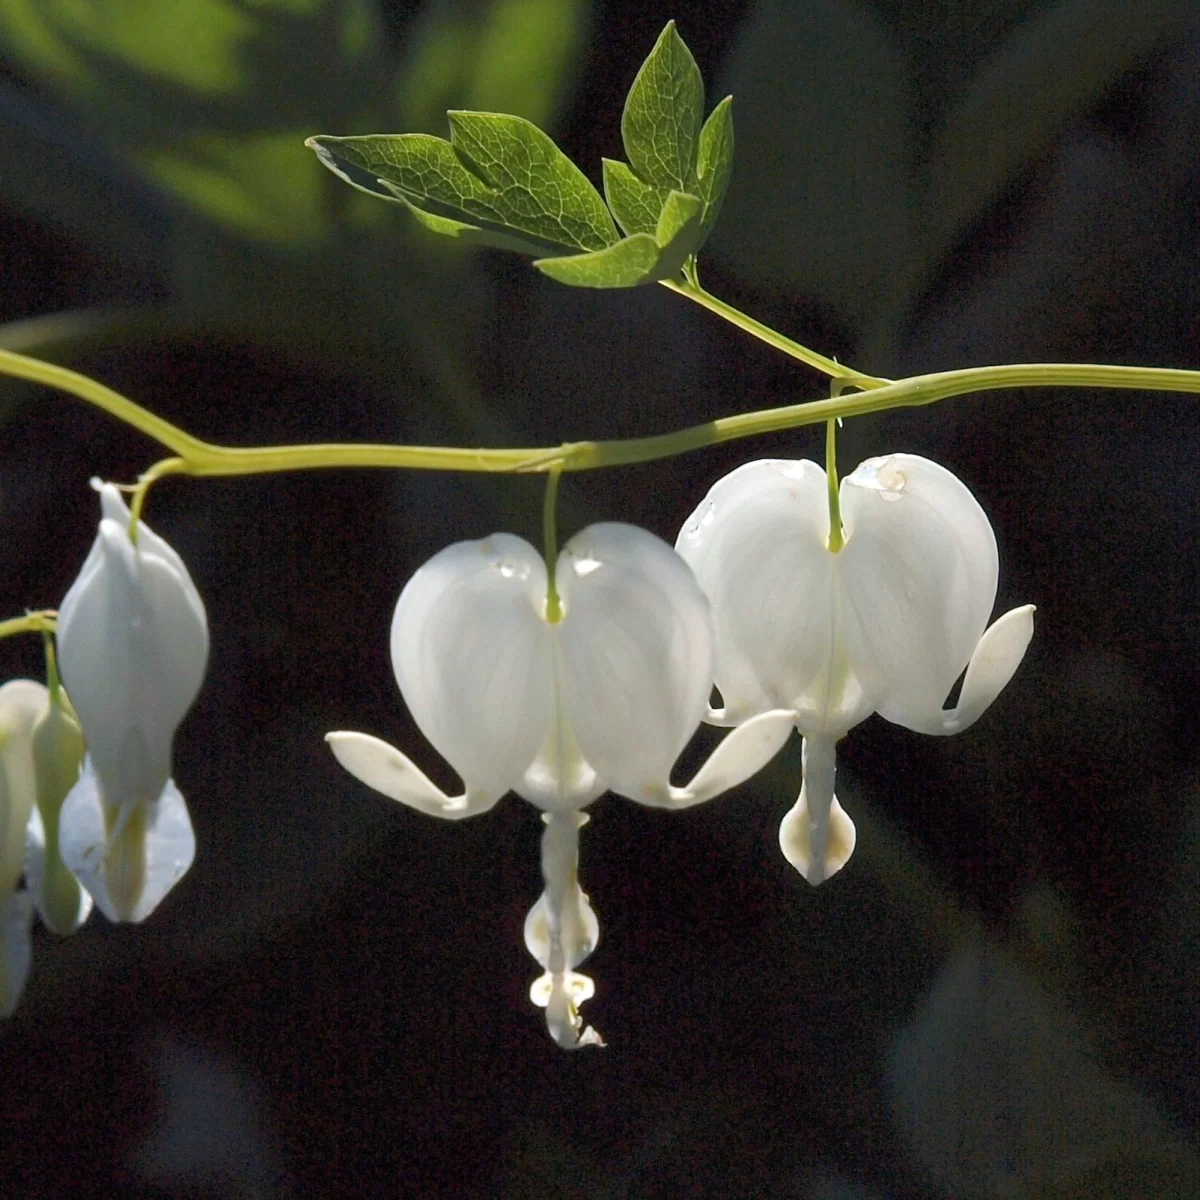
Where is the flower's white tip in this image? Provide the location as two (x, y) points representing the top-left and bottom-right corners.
(530, 970), (605, 1049)
(663, 708), (795, 808)
(325, 731), (500, 820)
(59, 761), (195, 923)
(779, 790), (856, 886)
(0, 891), (35, 1018)
(523, 887), (599, 971)
(529, 969), (595, 1007)
(947, 605), (1036, 734)
(25, 804), (93, 935)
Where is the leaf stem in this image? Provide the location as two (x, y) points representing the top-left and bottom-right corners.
(660, 278), (890, 388)
(0, 611), (57, 641)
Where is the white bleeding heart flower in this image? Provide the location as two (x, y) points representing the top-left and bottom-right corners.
(55, 482), (208, 922)
(24, 671), (92, 936)
(0, 679), (46, 1016)
(328, 522), (793, 1047)
(677, 455), (1035, 886)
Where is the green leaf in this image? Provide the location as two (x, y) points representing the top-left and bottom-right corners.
(307, 112), (618, 258)
(621, 21), (704, 192)
(534, 189), (701, 288)
(602, 158), (669, 236)
(534, 234), (662, 288)
(695, 95), (734, 248)
(654, 189), (702, 248)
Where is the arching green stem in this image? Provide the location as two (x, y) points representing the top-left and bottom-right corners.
(6, 347), (1200, 483)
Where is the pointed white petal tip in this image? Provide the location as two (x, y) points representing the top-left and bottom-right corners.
(530, 970), (605, 1050)
(949, 605), (1035, 733)
(59, 765), (195, 923)
(0, 891), (35, 1018)
(325, 731), (500, 820)
(779, 792), (857, 886)
(661, 709), (795, 808)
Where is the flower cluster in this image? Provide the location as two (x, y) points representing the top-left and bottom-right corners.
(2, 453), (1032, 1041)
(329, 453), (1033, 1046)
(0, 482), (208, 1014)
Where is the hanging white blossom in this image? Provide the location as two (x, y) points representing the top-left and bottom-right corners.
(677, 455), (1035, 885)
(0, 679), (45, 1015)
(328, 522), (793, 1047)
(23, 674), (91, 936)
(55, 482), (208, 922)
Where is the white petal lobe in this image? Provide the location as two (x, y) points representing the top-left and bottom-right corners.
(664, 709), (796, 808)
(677, 460), (837, 722)
(840, 455), (998, 723)
(556, 524), (713, 804)
(901, 605), (1037, 736)
(325, 731), (502, 819)
(778, 736), (856, 885)
(390, 535), (553, 800)
(59, 759), (195, 922)
(56, 484), (208, 805)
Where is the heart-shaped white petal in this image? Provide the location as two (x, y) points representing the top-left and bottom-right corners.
(840, 455), (998, 723)
(677, 460), (838, 724)
(555, 523), (713, 804)
(390, 534), (554, 801)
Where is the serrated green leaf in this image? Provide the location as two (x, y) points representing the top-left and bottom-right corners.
(534, 189), (702, 288)
(621, 21), (704, 192)
(602, 158), (669, 236)
(307, 112), (618, 258)
(695, 95), (734, 248)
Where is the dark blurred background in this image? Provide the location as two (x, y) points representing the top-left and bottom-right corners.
(1, 1), (1198, 1196)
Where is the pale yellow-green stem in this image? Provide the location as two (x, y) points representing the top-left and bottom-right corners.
(0, 611), (56, 641)
(6, 349), (1200, 489)
(542, 462), (564, 624)
(825, 419), (844, 553)
(660, 278), (891, 390)
(42, 630), (61, 704)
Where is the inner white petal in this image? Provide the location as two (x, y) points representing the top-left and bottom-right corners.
(555, 523), (712, 803)
(390, 535), (554, 798)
